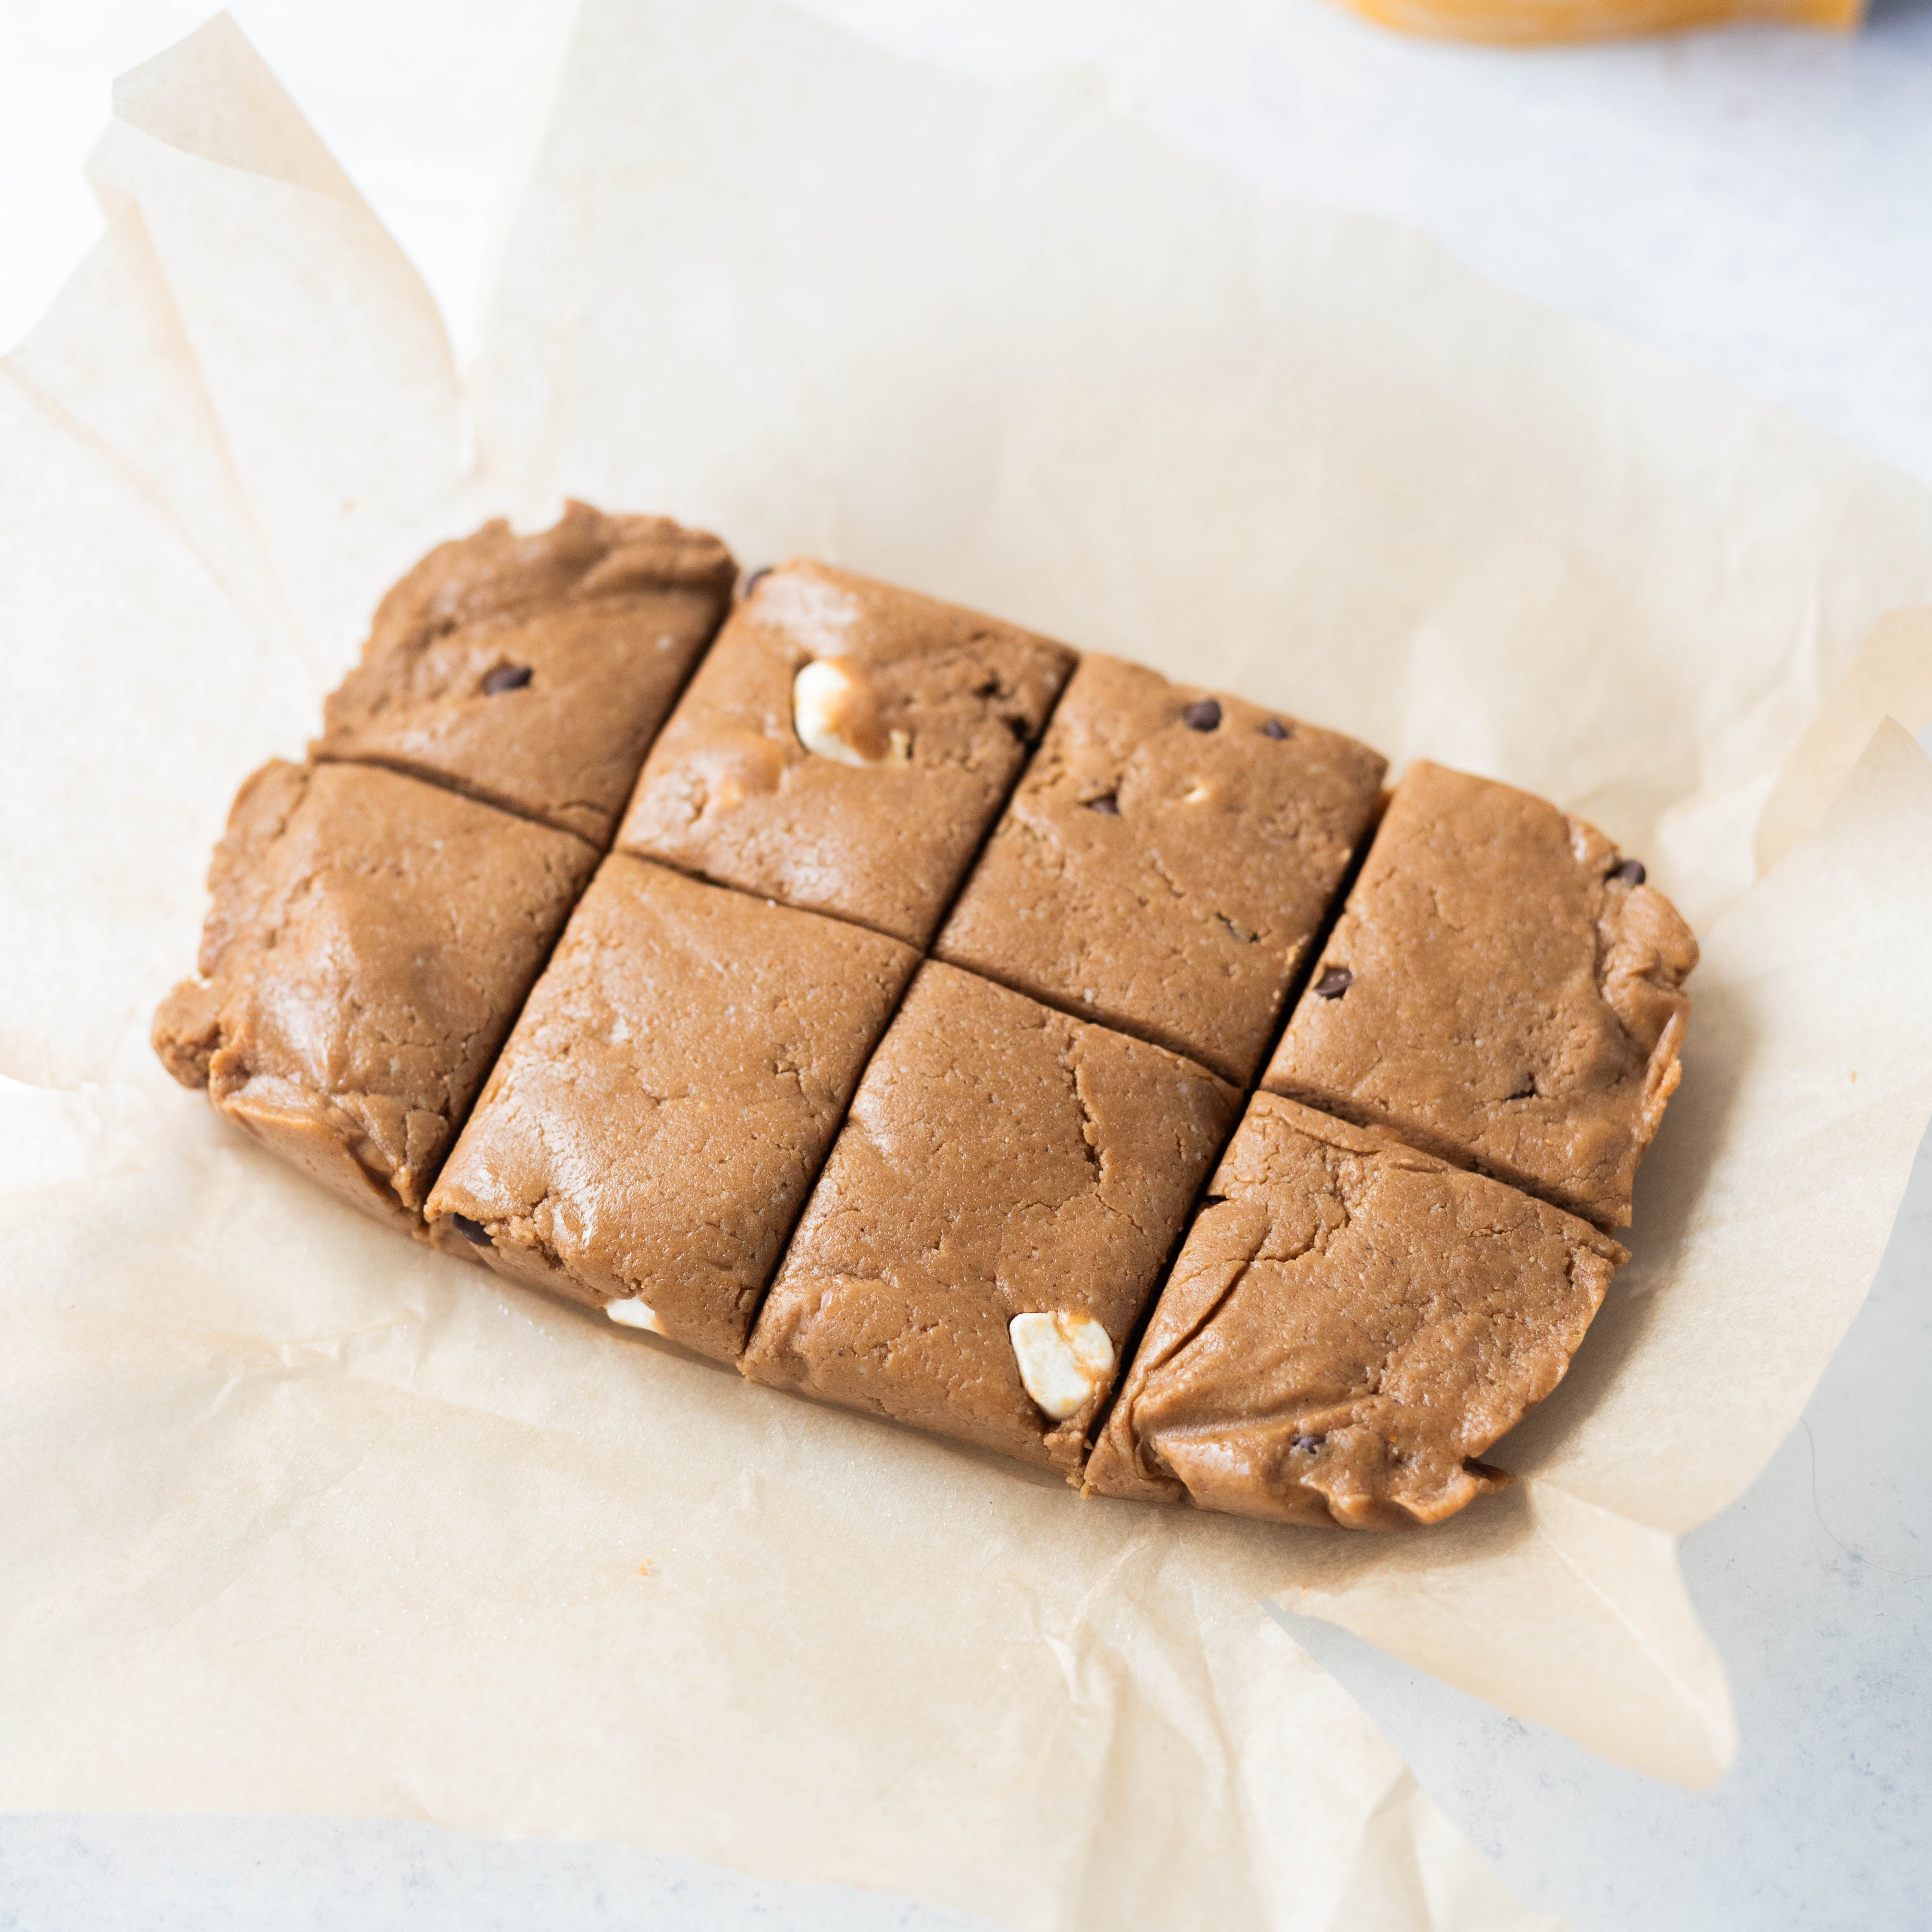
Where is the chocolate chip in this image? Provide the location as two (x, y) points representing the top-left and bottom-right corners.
(1292, 1432), (1326, 1454)
(1182, 698), (1222, 732)
(1260, 718), (1290, 740)
(1610, 858), (1647, 887)
(742, 565), (772, 598)
(1087, 794), (1121, 815)
(450, 1214), (492, 1246)
(481, 664), (532, 695)
(1313, 966), (1352, 999)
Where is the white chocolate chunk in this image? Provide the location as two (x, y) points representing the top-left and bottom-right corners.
(1010, 1311), (1116, 1421)
(792, 657), (910, 768)
(606, 1298), (665, 1335)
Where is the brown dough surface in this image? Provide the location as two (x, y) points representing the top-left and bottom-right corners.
(617, 560), (1076, 946)
(151, 760), (594, 1231)
(1085, 1094), (1625, 1529)
(934, 653), (1385, 1082)
(315, 501), (735, 845)
(1262, 760), (1697, 1228)
(424, 856), (919, 1362)
(741, 962), (1238, 1474)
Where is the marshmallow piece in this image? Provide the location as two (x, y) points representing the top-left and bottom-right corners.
(1009, 1310), (1116, 1421)
(792, 656), (910, 768)
(606, 1297), (665, 1335)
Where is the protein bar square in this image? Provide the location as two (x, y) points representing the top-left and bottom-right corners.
(426, 855), (919, 1362)
(1261, 760), (1697, 1228)
(152, 760), (596, 1231)
(618, 560), (1076, 946)
(315, 502), (735, 846)
(935, 653), (1386, 1083)
(1084, 1093), (1625, 1528)
(741, 961), (1239, 1474)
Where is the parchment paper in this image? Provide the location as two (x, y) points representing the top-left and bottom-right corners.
(6, 7), (1932, 1928)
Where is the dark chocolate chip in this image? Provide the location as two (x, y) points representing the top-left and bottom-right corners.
(1087, 794), (1121, 815)
(1260, 718), (1290, 740)
(1182, 698), (1222, 732)
(1292, 1432), (1326, 1454)
(1610, 858), (1647, 887)
(742, 565), (772, 598)
(482, 664), (533, 695)
(1313, 966), (1352, 999)
(450, 1214), (492, 1246)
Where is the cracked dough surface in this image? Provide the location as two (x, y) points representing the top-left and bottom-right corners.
(741, 960), (1239, 1473)
(425, 855), (918, 1362)
(618, 559), (1076, 946)
(315, 501), (735, 845)
(1264, 760), (1697, 1227)
(150, 759), (596, 1230)
(935, 652), (1386, 1082)
(1085, 1092), (1626, 1528)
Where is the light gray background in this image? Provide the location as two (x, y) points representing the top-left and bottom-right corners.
(3, 3), (1929, 1926)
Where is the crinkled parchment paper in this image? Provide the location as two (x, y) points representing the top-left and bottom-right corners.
(6, 6), (1932, 1927)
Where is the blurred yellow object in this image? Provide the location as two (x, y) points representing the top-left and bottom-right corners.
(1339, 0), (1861, 44)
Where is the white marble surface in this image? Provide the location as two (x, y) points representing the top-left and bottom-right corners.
(3, 2), (1930, 1926)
